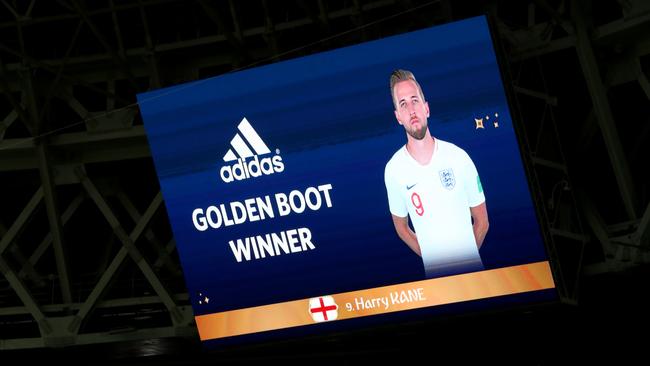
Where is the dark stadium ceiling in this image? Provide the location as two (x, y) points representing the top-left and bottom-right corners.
(0, 0), (648, 360)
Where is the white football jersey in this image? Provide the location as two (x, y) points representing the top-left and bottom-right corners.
(384, 139), (485, 278)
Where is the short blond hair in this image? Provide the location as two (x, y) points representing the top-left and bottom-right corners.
(390, 69), (425, 109)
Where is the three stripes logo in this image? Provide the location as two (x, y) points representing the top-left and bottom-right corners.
(219, 117), (284, 183)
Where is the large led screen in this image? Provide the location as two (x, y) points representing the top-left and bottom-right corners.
(137, 15), (557, 346)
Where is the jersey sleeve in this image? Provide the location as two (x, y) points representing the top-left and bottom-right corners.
(384, 161), (408, 217)
(461, 150), (486, 207)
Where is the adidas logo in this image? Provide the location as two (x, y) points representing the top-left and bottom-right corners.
(220, 117), (284, 183)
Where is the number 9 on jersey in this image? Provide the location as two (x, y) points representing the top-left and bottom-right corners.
(411, 192), (424, 216)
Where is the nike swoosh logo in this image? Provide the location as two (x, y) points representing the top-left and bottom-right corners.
(406, 183), (417, 190)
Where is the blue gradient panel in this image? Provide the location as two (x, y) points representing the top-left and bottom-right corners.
(138, 16), (553, 334)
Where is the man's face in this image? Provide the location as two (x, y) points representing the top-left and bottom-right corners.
(393, 80), (430, 140)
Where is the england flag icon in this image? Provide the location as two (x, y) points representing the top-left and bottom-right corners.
(309, 296), (338, 322)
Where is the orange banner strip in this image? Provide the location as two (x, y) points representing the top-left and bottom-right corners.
(195, 261), (555, 340)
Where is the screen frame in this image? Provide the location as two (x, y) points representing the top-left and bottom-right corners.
(138, 13), (562, 351)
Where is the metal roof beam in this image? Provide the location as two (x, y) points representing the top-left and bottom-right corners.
(0, 124), (150, 172)
(36, 143), (73, 306)
(509, 6), (650, 60)
(153, 238), (177, 272)
(0, 0), (181, 29)
(18, 193), (84, 281)
(0, 109), (19, 140)
(116, 192), (178, 274)
(68, 173), (165, 332)
(637, 202), (650, 249)
(70, 0), (138, 90)
(573, 0), (638, 220)
(22, 53), (75, 307)
(198, 0), (247, 55)
(0, 43), (129, 105)
(0, 293), (188, 316)
(137, 0), (161, 89)
(0, 60), (34, 136)
(0, 188), (43, 256)
(0, 322), (196, 350)
(70, 172), (184, 333)
(0, 257), (51, 335)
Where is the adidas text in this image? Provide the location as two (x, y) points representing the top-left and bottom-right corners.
(220, 154), (284, 183)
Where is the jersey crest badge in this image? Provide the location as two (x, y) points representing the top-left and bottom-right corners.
(439, 169), (455, 190)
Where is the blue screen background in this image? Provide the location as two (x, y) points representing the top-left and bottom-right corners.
(137, 16), (551, 317)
